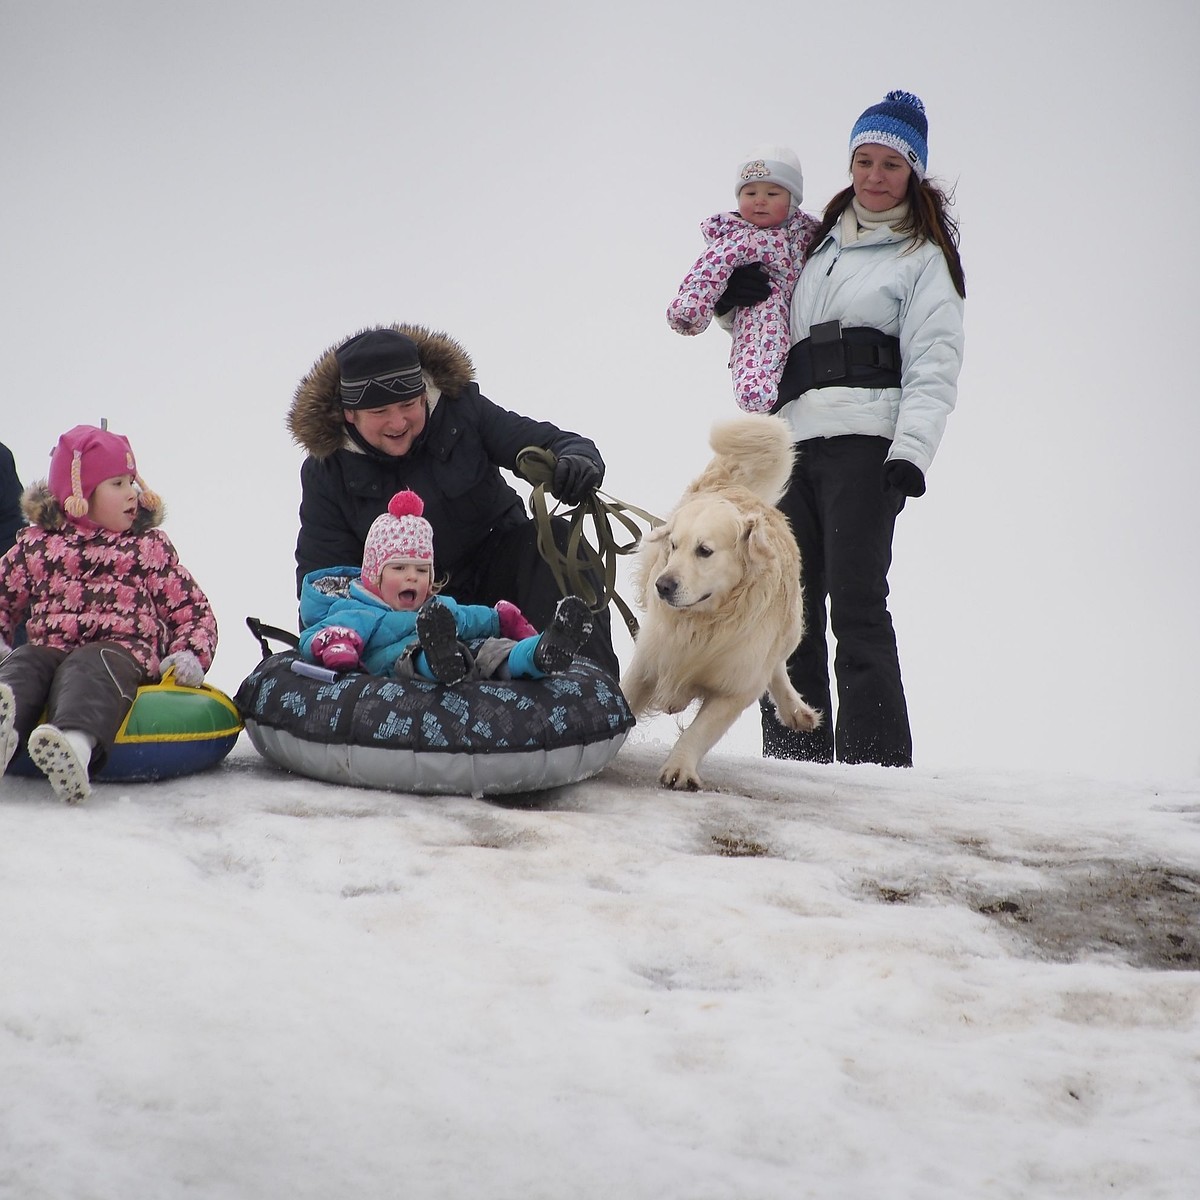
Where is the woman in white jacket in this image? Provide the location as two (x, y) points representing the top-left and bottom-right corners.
(723, 90), (965, 767)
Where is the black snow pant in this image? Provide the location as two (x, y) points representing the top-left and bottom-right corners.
(0, 642), (145, 774)
(447, 518), (619, 679)
(760, 435), (913, 767)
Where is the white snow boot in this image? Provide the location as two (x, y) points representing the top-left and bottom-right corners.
(0, 682), (16, 775)
(27, 724), (94, 803)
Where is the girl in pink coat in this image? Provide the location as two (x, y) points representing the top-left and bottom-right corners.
(667, 145), (818, 414)
(0, 424), (217, 802)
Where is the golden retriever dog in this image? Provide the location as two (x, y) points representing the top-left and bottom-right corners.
(621, 414), (821, 790)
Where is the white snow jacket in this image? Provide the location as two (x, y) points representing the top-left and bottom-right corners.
(778, 222), (964, 475)
(667, 209), (818, 414)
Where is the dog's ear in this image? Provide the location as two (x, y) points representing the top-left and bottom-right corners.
(634, 520), (672, 607)
(741, 514), (775, 567)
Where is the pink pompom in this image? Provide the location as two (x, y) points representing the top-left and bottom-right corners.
(388, 490), (425, 519)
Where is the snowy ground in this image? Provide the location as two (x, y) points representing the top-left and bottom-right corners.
(2, 730), (1198, 1200)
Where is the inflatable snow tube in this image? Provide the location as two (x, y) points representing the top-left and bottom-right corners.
(233, 650), (634, 796)
(8, 674), (243, 783)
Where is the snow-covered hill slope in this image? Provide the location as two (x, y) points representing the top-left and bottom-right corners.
(2, 737), (1197, 1200)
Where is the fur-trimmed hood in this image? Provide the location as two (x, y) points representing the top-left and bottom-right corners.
(287, 324), (476, 460)
(19, 479), (165, 534)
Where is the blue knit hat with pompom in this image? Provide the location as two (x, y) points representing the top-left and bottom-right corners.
(849, 90), (928, 179)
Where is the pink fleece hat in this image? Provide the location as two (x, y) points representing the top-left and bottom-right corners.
(362, 490), (435, 583)
(47, 424), (160, 520)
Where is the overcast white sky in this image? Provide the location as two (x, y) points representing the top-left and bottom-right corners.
(2, 0), (1198, 779)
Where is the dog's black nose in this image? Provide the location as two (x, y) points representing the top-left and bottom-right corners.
(655, 575), (677, 601)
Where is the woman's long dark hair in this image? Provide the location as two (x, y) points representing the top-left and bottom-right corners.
(808, 175), (966, 299)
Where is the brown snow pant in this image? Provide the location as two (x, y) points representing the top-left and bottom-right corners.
(0, 642), (145, 773)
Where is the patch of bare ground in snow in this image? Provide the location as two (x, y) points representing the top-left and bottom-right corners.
(972, 862), (1200, 970)
(866, 863), (1200, 971)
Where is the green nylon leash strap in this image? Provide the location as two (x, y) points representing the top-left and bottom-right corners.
(515, 447), (663, 641)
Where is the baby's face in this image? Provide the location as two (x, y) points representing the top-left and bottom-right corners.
(738, 182), (791, 228)
(378, 561), (433, 611)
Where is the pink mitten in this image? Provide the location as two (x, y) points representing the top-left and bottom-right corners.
(311, 626), (364, 671)
(496, 600), (537, 641)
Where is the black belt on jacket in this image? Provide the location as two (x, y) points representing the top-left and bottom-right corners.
(772, 321), (902, 413)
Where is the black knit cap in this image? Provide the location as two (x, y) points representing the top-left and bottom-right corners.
(336, 329), (426, 409)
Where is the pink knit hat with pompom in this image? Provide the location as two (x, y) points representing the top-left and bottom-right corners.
(362, 490), (435, 582)
(47, 423), (160, 521)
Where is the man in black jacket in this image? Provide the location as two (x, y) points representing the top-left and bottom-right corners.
(0, 442), (23, 557)
(287, 325), (617, 676)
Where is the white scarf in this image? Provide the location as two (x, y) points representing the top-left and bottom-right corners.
(840, 197), (910, 244)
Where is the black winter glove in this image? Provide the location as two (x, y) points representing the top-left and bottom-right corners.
(882, 460), (927, 498)
(551, 454), (603, 504)
(713, 264), (772, 317)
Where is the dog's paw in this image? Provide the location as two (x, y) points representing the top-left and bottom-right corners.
(659, 760), (703, 791)
(777, 695), (822, 733)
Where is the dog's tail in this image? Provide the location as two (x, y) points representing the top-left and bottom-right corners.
(707, 414), (796, 506)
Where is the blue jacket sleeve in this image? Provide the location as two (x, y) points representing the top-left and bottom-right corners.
(441, 596), (501, 640)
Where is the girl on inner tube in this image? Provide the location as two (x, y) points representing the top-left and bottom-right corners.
(299, 489), (593, 686)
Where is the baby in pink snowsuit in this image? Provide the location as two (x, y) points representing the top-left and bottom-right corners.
(667, 145), (818, 414)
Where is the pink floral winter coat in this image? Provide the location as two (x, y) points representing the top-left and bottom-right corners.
(667, 208), (818, 413)
(0, 482), (217, 676)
